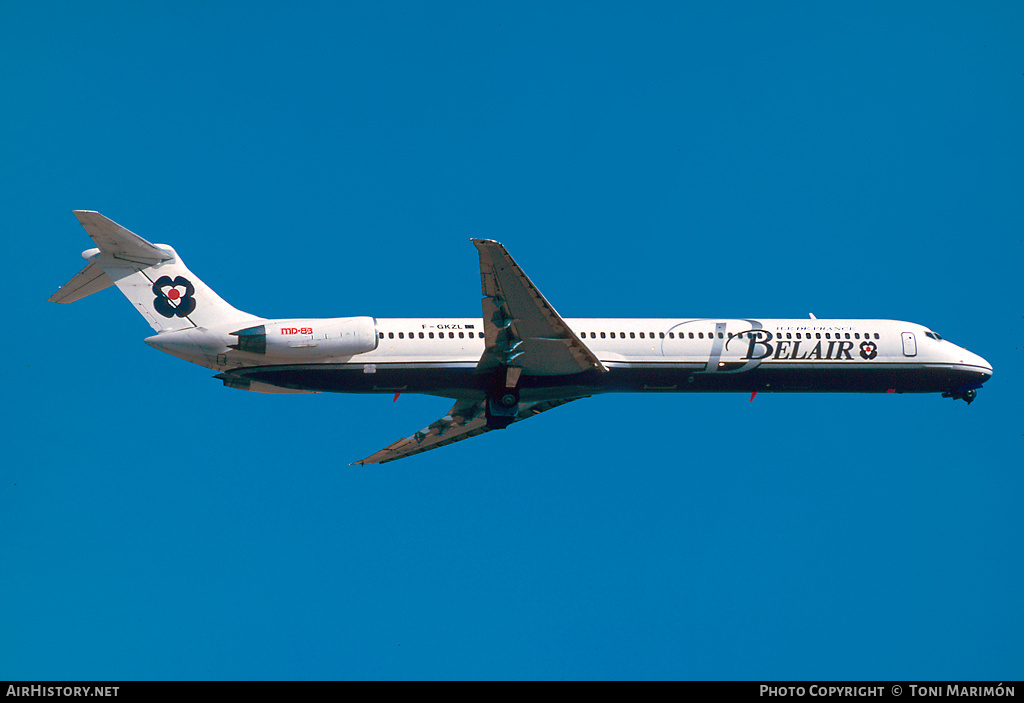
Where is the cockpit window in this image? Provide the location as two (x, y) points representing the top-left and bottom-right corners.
(924, 331), (945, 341)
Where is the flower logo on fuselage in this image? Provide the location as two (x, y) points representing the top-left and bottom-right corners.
(152, 275), (196, 318)
(859, 340), (878, 360)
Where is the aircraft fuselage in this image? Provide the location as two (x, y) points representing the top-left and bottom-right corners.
(219, 317), (991, 401)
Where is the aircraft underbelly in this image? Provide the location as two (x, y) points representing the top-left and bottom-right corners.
(227, 360), (988, 398)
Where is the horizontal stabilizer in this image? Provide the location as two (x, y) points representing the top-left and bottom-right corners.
(47, 260), (114, 303)
(73, 210), (173, 266)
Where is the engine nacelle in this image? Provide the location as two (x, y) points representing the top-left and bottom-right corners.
(229, 316), (378, 358)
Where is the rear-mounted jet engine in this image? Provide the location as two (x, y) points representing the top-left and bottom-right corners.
(229, 316), (378, 358)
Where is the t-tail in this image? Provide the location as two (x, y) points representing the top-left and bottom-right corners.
(49, 212), (367, 394)
(49, 211), (254, 333)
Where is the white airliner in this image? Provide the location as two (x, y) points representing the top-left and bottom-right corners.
(50, 211), (992, 464)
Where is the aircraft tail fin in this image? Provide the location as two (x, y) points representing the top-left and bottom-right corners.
(49, 211), (254, 333)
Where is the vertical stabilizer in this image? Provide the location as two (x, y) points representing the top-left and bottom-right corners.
(50, 211), (255, 333)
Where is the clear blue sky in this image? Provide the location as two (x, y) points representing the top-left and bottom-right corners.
(3, 1), (1021, 680)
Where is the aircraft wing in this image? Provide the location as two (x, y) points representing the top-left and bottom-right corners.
(354, 240), (600, 465)
(351, 396), (585, 465)
(472, 239), (607, 376)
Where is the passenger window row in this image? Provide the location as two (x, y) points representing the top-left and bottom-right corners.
(773, 332), (880, 340)
(379, 331), (477, 340)
(575, 330), (883, 340)
(379, 328), (883, 342)
(579, 331), (730, 340)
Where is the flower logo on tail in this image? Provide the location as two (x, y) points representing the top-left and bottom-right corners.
(153, 275), (196, 318)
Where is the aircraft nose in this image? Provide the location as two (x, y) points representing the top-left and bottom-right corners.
(962, 349), (993, 382)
